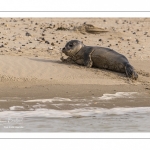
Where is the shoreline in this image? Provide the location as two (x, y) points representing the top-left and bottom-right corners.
(0, 82), (150, 110)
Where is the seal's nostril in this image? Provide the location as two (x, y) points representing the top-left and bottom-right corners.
(62, 47), (66, 53)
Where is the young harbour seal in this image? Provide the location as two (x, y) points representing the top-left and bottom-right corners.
(61, 40), (138, 80)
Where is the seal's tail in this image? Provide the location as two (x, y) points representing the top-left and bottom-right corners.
(125, 63), (138, 80)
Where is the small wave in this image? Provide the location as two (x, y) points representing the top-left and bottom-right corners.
(9, 106), (25, 111)
(0, 107), (150, 118)
(24, 97), (72, 103)
(97, 92), (139, 100)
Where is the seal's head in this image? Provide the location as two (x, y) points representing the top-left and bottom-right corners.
(62, 40), (84, 57)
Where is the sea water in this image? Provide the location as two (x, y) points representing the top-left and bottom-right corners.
(0, 92), (150, 132)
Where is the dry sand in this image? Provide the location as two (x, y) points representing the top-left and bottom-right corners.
(0, 18), (150, 109)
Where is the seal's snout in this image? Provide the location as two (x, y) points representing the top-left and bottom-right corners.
(62, 47), (65, 53)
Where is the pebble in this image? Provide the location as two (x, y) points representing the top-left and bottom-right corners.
(144, 32), (148, 35)
(45, 41), (50, 44)
(136, 39), (139, 43)
(48, 47), (53, 50)
(51, 42), (55, 46)
(0, 45), (4, 48)
(26, 32), (31, 36)
(39, 37), (45, 41)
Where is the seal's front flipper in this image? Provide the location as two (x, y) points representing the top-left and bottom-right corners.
(125, 63), (138, 80)
(61, 56), (75, 64)
(84, 49), (94, 68)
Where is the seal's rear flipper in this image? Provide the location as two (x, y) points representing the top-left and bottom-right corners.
(125, 63), (138, 80)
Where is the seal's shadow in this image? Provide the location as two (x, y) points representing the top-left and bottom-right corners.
(28, 58), (77, 66)
(29, 58), (127, 79)
(28, 58), (62, 64)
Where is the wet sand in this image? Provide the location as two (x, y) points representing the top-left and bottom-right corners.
(0, 83), (150, 110)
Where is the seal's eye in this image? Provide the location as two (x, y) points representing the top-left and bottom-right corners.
(69, 44), (73, 47)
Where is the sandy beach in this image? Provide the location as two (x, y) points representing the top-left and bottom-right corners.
(0, 18), (150, 108)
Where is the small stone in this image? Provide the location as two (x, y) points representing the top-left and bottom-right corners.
(45, 41), (50, 44)
(0, 45), (4, 48)
(48, 47), (53, 50)
(144, 32), (148, 35)
(26, 32), (31, 36)
(51, 42), (55, 46)
(41, 37), (45, 41)
(136, 39), (139, 43)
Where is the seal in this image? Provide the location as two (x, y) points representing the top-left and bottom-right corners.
(61, 40), (138, 80)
